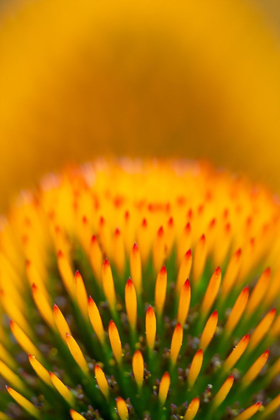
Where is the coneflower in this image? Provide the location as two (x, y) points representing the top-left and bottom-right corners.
(0, 160), (279, 420)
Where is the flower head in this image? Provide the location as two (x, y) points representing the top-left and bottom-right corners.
(0, 159), (279, 419)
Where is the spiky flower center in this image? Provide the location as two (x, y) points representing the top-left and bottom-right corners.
(0, 160), (279, 420)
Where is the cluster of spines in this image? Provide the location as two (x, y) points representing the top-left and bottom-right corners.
(0, 163), (279, 419)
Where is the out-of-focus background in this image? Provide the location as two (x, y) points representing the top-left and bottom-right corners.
(1, 0), (280, 210)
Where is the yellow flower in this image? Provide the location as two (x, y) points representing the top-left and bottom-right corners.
(1, 0), (280, 207)
(0, 159), (279, 419)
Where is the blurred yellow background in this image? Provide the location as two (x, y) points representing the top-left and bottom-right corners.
(1, 0), (280, 210)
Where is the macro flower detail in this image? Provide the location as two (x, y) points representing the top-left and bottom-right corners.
(0, 160), (279, 419)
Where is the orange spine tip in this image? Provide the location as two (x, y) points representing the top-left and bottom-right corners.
(271, 314), (280, 338)
(193, 234), (207, 283)
(0, 360), (24, 393)
(177, 223), (192, 266)
(10, 320), (41, 361)
(221, 248), (242, 297)
(188, 349), (203, 388)
(130, 243), (142, 293)
(89, 235), (102, 283)
(176, 249), (192, 294)
(259, 394), (280, 419)
(88, 296), (105, 344)
(177, 279), (191, 326)
(200, 310), (218, 350)
(116, 397), (129, 420)
(95, 364), (109, 399)
(224, 334), (250, 371)
(32, 283), (55, 329)
(153, 226), (166, 273)
(247, 308), (276, 353)
(70, 409), (87, 420)
(74, 271), (88, 318)
(6, 386), (40, 419)
(108, 320), (122, 364)
(155, 266), (167, 317)
(50, 372), (75, 405)
(145, 306), (156, 352)
(235, 402), (262, 420)
(53, 304), (72, 343)
(125, 279), (137, 331)
(246, 268), (271, 318)
(132, 350), (144, 389)
(65, 333), (89, 374)
(28, 355), (52, 387)
(201, 267), (221, 317)
(102, 259), (116, 313)
(241, 350), (269, 388)
(57, 250), (75, 298)
(184, 397), (200, 420)
(158, 372), (170, 406)
(225, 286), (249, 335)
(170, 323), (183, 367)
(212, 375), (234, 409)
(113, 228), (126, 275)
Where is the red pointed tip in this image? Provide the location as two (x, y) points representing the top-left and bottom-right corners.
(212, 310), (218, 318)
(95, 364), (100, 372)
(215, 266), (221, 276)
(225, 222), (231, 233)
(162, 371), (170, 379)
(9, 320), (14, 327)
(58, 250), (63, 258)
(88, 296), (93, 305)
(147, 306), (154, 316)
(243, 334), (250, 342)
(65, 332), (71, 339)
(125, 210), (130, 221)
(192, 397), (199, 403)
(184, 279), (190, 289)
(126, 278), (133, 288)
(243, 285), (249, 294)
(263, 349), (269, 357)
(160, 266), (167, 275)
(168, 217), (173, 227)
(236, 248), (242, 257)
(109, 320), (115, 328)
(175, 322), (182, 331)
(103, 258), (110, 268)
(201, 234), (206, 242)
(158, 226), (164, 237)
(132, 242), (139, 253)
(115, 227), (121, 236)
(91, 235), (97, 243)
(53, 304), (59, 312)
(82, 215), (88, 225)
(209, 218), (216, 228)
(100, 216), (105, 226)
(197, 349), (203, 355)
(5, 386), (10, 391)
(142, 218), (147, 228)
(185, 222), (191, 232)
(255, 402), (263, 408)
(74, 270), (80, 278)
(270, 308), (277, 315)
(185, 249), (192, 259)
(32, 283), (38, 291)
(264, 267), (271, 276)
(228, 374), (234, 380)
(26, 259), (31, 268)
(49, 372), (54, 378)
